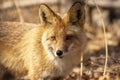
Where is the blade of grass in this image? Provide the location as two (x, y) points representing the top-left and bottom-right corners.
(79, 1), (89, 79)
(13, 0), (24, 22)
(80, 52), (83, 80)
(94, 0), (108, 76)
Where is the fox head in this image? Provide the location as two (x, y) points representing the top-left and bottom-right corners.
(39, 2), (86, 58)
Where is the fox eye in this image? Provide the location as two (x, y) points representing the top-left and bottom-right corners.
(50, 36), (56, 41)
(66, 35), (73, 41)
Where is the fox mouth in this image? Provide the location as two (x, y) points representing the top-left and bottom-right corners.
(58, 56), (63, 59)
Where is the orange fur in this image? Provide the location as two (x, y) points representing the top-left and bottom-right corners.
(0, 2), (86, 80)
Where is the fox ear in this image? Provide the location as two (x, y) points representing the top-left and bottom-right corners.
(66, 2), (85, 28)
(39, 4), (59, 24)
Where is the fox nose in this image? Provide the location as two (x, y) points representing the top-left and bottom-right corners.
(56, 50), (63, 57)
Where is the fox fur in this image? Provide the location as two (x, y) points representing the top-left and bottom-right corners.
(0, 2), (87, 80)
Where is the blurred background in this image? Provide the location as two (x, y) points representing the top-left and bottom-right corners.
(0, 0), (120, 79)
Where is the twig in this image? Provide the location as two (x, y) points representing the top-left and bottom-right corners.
(80, 52), (83, 80)
(79, 1), (89, 79)
(94, 0), (108, 76)
(13, 0), (24, 22)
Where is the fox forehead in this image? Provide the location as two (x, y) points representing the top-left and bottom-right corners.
(44, 21), (80, 37)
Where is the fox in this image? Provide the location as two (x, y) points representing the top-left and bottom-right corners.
(0, 2), (87, 80)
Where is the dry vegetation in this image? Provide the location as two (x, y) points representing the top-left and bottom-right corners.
(0, 0), (120, 80)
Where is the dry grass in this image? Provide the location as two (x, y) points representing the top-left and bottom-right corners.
(13, 0), (24, 22)
(94, 0), (109, 77)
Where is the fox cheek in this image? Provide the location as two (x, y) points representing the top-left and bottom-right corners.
(48, 46), (53, 52)
(68, 43), (75, 51)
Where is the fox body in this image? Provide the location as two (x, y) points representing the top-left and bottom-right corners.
(0, 2), (86, 80)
